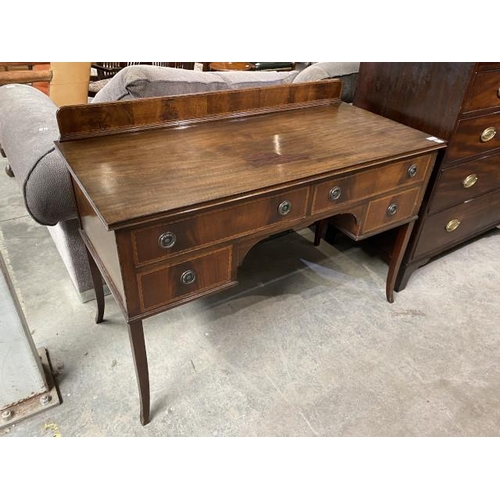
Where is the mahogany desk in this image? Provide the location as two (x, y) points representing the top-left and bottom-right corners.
(55, 81), (445, 425)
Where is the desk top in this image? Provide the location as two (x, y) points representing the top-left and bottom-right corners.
(56, 83), (445, 230)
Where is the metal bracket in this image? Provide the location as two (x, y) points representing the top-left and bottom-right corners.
(1, 348), (61, 430)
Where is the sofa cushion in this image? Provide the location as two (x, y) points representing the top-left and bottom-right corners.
(92, 65), (230, 102)
(292, 62), (360, 83)
(292, 62), (359, 103)
(216, 70), (299, 89)
(0, 84), (77, 225)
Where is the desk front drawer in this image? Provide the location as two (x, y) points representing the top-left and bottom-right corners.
(446, 112), (500, 163)
(428, 153), (500, 214)
(362, 187), (421, 234)
(413, 188), (500, 259)
(311, 155), (431, 215)
(137, 247), (232, 312)
(462, 70), (500, 113)
(132, 187), (309, 266)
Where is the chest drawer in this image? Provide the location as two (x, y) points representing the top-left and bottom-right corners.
(462, 70), (500, 113)
(446, 111), (500, 163)
(137, 247), (233, 312)
(428, 154), (500, 214)
(131, 187), (309, 266)
(413, 188), (500, 259)
(311, 155), (432, 215)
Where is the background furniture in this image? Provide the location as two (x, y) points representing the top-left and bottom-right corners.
(89, 62), (197, 96)
(354, 62), (500, 289)
(0, 62), (359, 300)
(55, 81), (443, 424)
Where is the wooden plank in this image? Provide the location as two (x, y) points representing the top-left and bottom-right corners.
(57, 80), (343, 141)
(0, 69), (52, 85)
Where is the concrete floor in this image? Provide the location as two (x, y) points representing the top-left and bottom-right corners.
(1, 157), (500, 437)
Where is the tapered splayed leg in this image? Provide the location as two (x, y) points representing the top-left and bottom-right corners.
(128, 320), (150, 426)
(386, 221), (415, 303)
(86, 248), (105, 323)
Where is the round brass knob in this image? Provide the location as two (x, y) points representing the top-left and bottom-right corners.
(480, 127), (496, 142)
(158, 231), (176, 249)
(278, 200), (292, 216)
(407, 164), (418, 178)
(462, 173), (478, 189)
(497, 88), (500, 99)
(180, 269), (196, 285)
(387, 203), (398, 216)
(445, 219), (461, 232)
(329, 186), (342, 201)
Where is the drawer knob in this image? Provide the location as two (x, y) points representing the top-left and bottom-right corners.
(158, 231), (177, 249)
(407, 164), (418, 178)
(480, 127), (496, 142)
(445, 219), (461, 232)
(462, 173), (478, 189)
(387, 203), (398, 216)
(329, 186), (342, 201)
(497, 88), (500, 99)
(180, 269), (196, 285)
(278, 200), (292, 216)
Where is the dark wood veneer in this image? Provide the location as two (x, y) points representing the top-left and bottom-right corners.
(354, 62), (500, 290)
(56, 81), (444, 424)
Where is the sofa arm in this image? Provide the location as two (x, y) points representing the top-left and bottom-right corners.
(0, 84), (77, 225)
(293, 62), (359, 102)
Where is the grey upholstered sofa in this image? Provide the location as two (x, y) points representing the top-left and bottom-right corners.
(0, 62), (359, 300)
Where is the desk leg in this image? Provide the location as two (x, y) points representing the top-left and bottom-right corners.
(128, 320), (150, 426)
(386, 220), (415, 303)
(86, 248), (105, 324)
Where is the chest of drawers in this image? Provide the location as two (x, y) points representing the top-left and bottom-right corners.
(354, 62), (500, 289)
(55, 81), (443, 424)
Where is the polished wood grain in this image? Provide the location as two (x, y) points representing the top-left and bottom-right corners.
(131, 187), (310, 266)
(57, 82), (445, 425)
(462, 70), (500, 113)
(57, 81), (342, 141)
(56, 102), (443, 230)
(446, 111), (500, 163)
(311, 154), (432, 216)
(137, 247), (233, 311)
(362, 187), (421, 233)
(354, 62), (500, 291)
(354, 62), (475, 140)
(427, 154), (500, 214)
(412, 188), (500, 260)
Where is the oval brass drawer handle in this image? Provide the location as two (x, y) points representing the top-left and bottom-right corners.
(180, 269), (196, 285)
(445, 219), (461, 232)
(387, 203), (398, 216)
(407, 164), (418, 178)
(278, 200), (292, 216)
(462, 173), (478, 189)
(480, 127), (496, 142)
(329, 186), (342, 201)
(158, 231), (177, 249)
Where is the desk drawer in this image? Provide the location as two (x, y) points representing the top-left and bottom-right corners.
(311, 155), (431, 215)
(462, 70), (500, 113)
(428, 153), (500, 214)
(446, 112), (500, 163)
(413, 188), (500, 259)
(132, 187), (309, 266)
(137, 247), (232, 312)
(363, 187), (421, 234)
